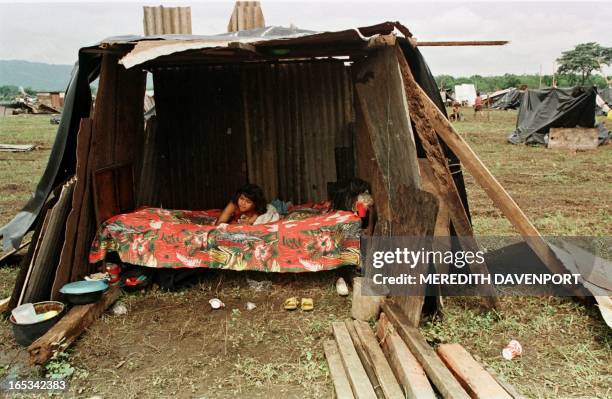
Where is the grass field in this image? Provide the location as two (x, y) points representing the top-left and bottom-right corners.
(0, 110), (611, 398)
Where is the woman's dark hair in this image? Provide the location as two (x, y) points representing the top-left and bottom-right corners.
(232, 184), (267, 214)
(332, 178), (371, 211)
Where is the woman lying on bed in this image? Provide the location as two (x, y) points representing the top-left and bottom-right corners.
(216, 184), (268, 225)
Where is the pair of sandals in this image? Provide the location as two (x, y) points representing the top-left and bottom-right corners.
(284, 297), (313, 311)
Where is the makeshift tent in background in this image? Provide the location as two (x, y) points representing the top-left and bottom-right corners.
(491, 88), (522, 110)
(507, 87), (598, 145)
(596, 87), (612, 115)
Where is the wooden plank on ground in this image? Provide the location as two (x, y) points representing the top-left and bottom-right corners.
(393, 44), (584, 295)
(324, 340), (355, 399)
(28, 285), (119, 365)
(548, 128), (598, 150)
(344, 320), (384, 399)
(376, 313), (436, 399)
(353, 320), (404, 399)
(480, 362), (526, 399)
(437, 344), (512, 399)
(382, 302), (470, 399)
(332, 322), (377, 399)
(394, 45), (498, 308)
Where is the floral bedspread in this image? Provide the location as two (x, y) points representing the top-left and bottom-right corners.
(89, 206), (362, 272)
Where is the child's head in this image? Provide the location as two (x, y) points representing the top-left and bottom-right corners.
(232, 184), (267, 215)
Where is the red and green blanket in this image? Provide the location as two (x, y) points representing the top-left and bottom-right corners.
(89, 206), (362, 272)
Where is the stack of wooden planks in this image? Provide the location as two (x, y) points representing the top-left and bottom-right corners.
(325, 301), (523, 399)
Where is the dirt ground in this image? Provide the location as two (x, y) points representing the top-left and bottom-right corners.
(1, 111), (611, 398)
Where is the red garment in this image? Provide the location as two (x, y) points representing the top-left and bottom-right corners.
(475, 96), (483, 106)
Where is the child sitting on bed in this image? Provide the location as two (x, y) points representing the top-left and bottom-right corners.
(216, 184), (267, 225)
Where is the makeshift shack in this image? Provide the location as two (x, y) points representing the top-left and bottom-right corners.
(2, 22), (583, 364)
(508, 87), (597, 145)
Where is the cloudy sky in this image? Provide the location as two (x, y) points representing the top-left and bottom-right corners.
(0, 1), (610, 77)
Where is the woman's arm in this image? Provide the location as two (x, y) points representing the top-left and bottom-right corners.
(216, 202), (236, 225)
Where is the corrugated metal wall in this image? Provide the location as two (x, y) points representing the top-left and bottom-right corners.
(227, 1), (265, 32)
(242, 61), (354, 203)
(141, 60), (354, 209)
(143, 6), (192, 35)
(145, 66), (247, 210)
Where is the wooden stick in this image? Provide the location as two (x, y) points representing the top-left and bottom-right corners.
(324, 340), (355, 399)
(382, 302), (470, 399)
(394, 45), (580, 287)
(394, 45), (498, 308)
(28, 286), (119, 365)
(437, 344), (512, 399)
(353, 320), (404, 399)
(416, 41), (509, 47)
(376, 313), (436, 399)
(0, 240), (31, 265)
(332, 322), (377, 399)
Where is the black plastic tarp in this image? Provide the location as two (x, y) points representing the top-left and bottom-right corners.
(507, 87), (596, 145)
(492, 88), (521, 110)
(0, 50), (100, 251)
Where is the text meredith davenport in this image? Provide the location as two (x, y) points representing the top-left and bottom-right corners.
(372, 273), (583, 285)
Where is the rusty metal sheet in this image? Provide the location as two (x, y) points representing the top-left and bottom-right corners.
(227, 1), (265, 32)
(143, 6), (192, 36)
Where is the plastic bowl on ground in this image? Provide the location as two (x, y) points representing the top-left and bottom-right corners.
(59, 280), (109, 305)
(9, 301), (65, 346)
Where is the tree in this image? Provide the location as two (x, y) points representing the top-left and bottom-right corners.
(556, 42), (612, 85)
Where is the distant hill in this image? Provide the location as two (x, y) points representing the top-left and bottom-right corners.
(0, 60), (73, 91)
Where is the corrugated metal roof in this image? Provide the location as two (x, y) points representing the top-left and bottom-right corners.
(105, 22), (403, 69)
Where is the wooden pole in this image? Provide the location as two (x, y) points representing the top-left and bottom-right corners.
(394, 44), (582, 289)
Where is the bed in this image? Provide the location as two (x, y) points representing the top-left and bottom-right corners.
(89, 204), (362, 272)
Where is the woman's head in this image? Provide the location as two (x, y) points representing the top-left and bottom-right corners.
(232, 184), (267, 214)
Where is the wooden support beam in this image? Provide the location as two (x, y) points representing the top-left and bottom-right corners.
(416, 40), (509, 47)
(332, 322), (378, 399)
(0, 240), (30, 265)
(437, 344), (512, 399)
(393, 45), (580, 288)
(28, 286), (119, 365)
(353, 320), (404, 399)
(367, 34), (397, 49)
(324, 340), (356, 399)
(394, 45), (498, 308)
(345, 320), (384, 399)
(382, 302), (470, 399)
(51, 118), (93, 301)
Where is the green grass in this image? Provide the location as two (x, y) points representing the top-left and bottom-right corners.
(0, 114), (56, 228)
(1, 111), (611, 398)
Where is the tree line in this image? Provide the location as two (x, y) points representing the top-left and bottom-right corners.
(435, 73), (609, 93)
(437, 42), (611, 93)
(0, 85), (36, 100)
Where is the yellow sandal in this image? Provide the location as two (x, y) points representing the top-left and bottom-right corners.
(301, 298), (314, 311)
(284, 297), (298, 311)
